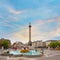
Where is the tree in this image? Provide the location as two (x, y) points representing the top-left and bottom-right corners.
(57, 42), (60, 47)
(2, 40), (9, 49)
(49, 42), (57, 48)
(0, 38), (11, 49)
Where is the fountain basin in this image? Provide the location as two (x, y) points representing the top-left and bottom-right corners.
(9, 50), (42, 57)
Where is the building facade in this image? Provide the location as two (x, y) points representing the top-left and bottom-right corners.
(32, 40), (46, 47)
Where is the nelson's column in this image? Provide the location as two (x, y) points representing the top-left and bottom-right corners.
(28, 23), (32, 46)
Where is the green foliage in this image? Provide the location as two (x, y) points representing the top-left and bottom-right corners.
(2, 40), (9, 49)
(49, 42), (60, 48)
(0, 38), (11, 49)
(57, 42), (60, 47)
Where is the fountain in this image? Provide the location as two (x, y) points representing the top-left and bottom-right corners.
(9, 47), (42, 57)
(20, 47), (29, 53)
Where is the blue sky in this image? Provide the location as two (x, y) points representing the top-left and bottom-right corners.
(0, 0), (60, 43)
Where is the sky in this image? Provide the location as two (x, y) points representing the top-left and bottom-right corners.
(0, 0), (60, 43)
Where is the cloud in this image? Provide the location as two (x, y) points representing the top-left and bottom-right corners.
(36, 17), (60, 26)
(32, 25), (60, 41)
(7, 7), (23, 14)
(9, 26), (28, 43)
(0, 4), (24, 28)
(47, 17), (60, 22)
(47, 26), (60, 37)
(2, 5), (23, 15)
(0, 2), (23, 15)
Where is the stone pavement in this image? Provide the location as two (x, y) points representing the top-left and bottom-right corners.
(44, 49), (60, 57)
(7, 55), (60, 60)
(19, 55), (60, 60)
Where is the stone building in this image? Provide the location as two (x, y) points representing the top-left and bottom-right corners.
(32, 40), (46, 47)
(12, 42), (24, 49)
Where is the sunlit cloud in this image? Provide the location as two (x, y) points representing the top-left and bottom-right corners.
(7, 7), (23, 14)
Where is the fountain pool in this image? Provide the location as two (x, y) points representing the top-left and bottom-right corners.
(9, 50), (42, 56)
